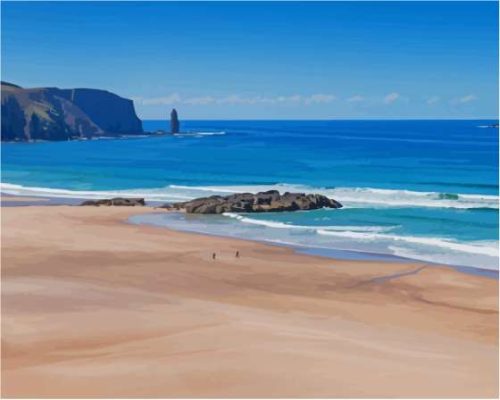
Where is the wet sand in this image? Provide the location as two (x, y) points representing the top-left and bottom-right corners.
(0, 195), (50, 202)
(1, 205), (498, 397)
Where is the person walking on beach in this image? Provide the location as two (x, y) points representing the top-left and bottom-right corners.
(212, 252), (216, 260)
(235, 251), (239, 258)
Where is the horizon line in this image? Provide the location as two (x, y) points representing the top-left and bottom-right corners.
(141, 117), (499, 121)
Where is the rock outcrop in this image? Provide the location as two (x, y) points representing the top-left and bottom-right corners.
(163, 190), (342, 214)
(80, 198), (145, 207)
(170, 108), (180, 134)
(1, 82), (143, 141)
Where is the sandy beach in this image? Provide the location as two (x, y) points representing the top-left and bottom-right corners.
(1, 205), (498, 398)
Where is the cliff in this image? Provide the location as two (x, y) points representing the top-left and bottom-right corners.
(1, 82), (143, 141)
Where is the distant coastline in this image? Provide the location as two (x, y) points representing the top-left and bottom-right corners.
(1, 81), (144, 141)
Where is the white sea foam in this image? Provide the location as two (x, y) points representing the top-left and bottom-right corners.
(223, 211), (498, 258)
(169, 184), (241, 194)
(316, 229), (498, 257)
(0, 183), (192, 202)
(222, 212), (395, 232)
(324, 187), (498, 209)
(195, 131), (226, 136)
(387, 245), (500, 272)
(1, 182), (498, 209)
(477, 125), (498, 129)
(179, 184), (498, 209)
(170, 184), (498, 209)
(174, 131), (226, 137)
(131, 211), (499, 271)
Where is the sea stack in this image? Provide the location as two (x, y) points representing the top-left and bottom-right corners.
(170, 108), (180, 134)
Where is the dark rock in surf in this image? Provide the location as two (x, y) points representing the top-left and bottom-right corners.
(80, 197), (145, 207)
(162, 190), (342, 214)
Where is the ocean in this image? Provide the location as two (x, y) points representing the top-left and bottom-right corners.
(1, 120), (498, 271)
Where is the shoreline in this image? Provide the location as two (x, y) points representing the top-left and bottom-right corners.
(130, 211), (500, 280)
(2, 192), (498, 278)
(131, 211), (500, 279)
(130, 209), (499, 279)
(1, 204), (498, 397)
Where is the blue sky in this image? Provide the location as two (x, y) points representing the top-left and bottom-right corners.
(1, 1), (498, 119)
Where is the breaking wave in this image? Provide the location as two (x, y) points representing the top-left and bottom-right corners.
(316, 229), (498, 257)
(222, 212), (498, 259)
(174, 131), (226, 137)
(0, 183), (193, 202)
(1, 182), (498, 209)
(130, 211), (499, 271)
(167, 184), (499, 209)
(223, 212), (395, 232)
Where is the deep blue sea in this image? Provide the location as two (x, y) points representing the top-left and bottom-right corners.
(2, 120), (498, 270)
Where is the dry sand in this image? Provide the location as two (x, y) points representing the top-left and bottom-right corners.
(1, 205), (498, 398)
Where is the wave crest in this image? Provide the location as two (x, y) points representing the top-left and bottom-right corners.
(1, 182), (498, 210)
(222, 211), (498, 258)
(316, 229), (498, 257)
(223, 212), (394, 232)
(174, 131), (226, 137)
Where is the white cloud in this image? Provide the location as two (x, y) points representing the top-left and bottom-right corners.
(136, 93), (181, 105)
(383, 92), (400, 104)
(455, 94), (477, 104)
(184, 96), (216, 105)
(304, 94), (336, 104)
(426, 96), (440, 105)
(134, 93), (336, 106)
(217, 95), (249, 105)
(346, 95), (364, 103)
(278, 95), (303, 103)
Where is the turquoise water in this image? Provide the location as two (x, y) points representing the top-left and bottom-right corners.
(2, 120), (498, 270)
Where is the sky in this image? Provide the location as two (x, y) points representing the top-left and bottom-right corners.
(1, 1), (498, 119)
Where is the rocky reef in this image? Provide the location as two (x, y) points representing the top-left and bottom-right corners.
(1, 81), (143, 141)
(163, 190), (342, 214)
(80, 198), (145, 207)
